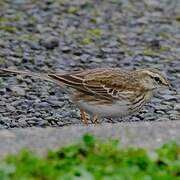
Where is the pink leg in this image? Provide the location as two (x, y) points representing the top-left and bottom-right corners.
(80, 109), (88, 125)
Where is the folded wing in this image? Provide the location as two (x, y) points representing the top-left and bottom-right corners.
(48, 68), (133, 101)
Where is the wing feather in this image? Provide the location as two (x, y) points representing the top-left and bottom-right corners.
(48, 68), (134, 101)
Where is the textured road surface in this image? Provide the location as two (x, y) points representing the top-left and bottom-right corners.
(0, 120), (180, 157)
(0, 0), (180, 128)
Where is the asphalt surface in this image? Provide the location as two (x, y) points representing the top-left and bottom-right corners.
(0, 120), (180, 157)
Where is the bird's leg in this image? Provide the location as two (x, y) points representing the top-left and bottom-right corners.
(80, 109), (88, 125)
(91, 115), (99, 125)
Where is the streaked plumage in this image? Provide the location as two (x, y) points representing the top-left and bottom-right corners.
(0, 68), (174, 125)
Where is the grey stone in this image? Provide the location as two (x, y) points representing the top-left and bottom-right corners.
(0, 88), (6, 95)
(11, 100), (24, 106)
(155, 110), (165, 114)
(101, 48), (112, 53)
(36, 119), (48, 127)
(40, 37), (59, 50)
(145, 116), (157, 121)
(9, 86), (26, 96)
(130, 116), (141, 121)
(61, 46), (71, 53)
(0, 117), (11, 124)
(169, 114), (179, 121)
(26, 118), (38, 125)
(168, 110), (179, 115)
(0, 100), (6, 106)
(6, 104), (16, 112)
(35, 102), (51, 109)
(34, 112), (42, 117)
(161, 95), (177, 101)
(80, 54), (89, 62)
(13, 0), (27, 4)
(0, 108), (6, 113)
(144, 56), (155, 62)
(156, 117), (169, 121)
(92, 57), (103, 63)
(155, 105), (168, 111)
(29, 42), (41, 50)
(18, 117), (28, 127)
(174, 104), (180, 111)
(46, 100), (64, 107)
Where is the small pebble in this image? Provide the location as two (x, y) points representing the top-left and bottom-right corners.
(39, 37), (59, 50)
(9, 86), (26, 96)
(174, 104), (180, 111)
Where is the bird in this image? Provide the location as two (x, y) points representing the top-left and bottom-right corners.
(0, 67), (175, 125)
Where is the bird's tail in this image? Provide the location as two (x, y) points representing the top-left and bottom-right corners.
(0, 68), (82, 91)
(0, 68), (52, 81)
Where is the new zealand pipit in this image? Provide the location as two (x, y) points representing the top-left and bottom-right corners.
(0, 68), (175, 125)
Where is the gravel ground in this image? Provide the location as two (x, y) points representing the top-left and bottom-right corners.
(0, 0), (180, 129)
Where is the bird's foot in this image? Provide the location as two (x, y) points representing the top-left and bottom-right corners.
(91, 115), (99, 125)
(80, 110), (89, 125)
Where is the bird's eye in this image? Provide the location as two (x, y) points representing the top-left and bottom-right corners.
(153, 76), (161, 83)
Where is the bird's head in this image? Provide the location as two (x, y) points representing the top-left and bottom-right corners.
(138, 68), (175, 92)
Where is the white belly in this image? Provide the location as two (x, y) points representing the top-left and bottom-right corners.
(77, 100), (130, 118)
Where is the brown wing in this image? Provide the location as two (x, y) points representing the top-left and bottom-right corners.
(48, 68), (135, 100)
